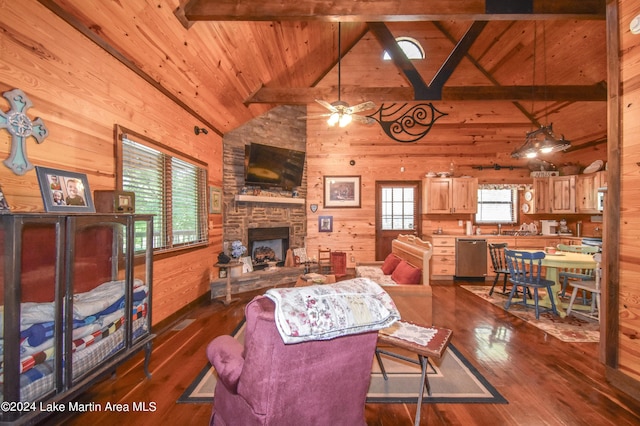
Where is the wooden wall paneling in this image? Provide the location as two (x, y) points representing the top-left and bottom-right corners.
(609, 0), (640, 394)
(0, 1), (223, 325)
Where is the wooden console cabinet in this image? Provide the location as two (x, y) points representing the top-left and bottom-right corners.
(0, 213), (154, 425)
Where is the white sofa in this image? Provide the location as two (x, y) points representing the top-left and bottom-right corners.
(355, 234), (433, 286)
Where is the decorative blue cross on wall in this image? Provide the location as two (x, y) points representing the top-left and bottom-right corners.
(0, 88), (49, 175)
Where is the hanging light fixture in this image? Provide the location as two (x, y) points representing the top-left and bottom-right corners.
(512, 123), (571, 158)
(512, 22), (570, 159)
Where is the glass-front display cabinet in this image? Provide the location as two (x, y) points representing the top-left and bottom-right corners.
(0, 213), (153, 424)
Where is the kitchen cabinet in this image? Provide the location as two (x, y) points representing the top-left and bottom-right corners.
(422, 177), (477, 214)
(550, 175), (576, 213)
(576, 171), (606, 213)
(426, 235), (456, 279)
(531, 177), (551, 214)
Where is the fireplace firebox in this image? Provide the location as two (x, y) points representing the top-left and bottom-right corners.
(248, 227), (290, 269)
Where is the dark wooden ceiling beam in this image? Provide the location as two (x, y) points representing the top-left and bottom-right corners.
(428, 21), (488, 98)
(181, 0), (605, 22)
(367, 22), (430, 98)
(244, 84), (607, 104)
(432, 20), (539, 125)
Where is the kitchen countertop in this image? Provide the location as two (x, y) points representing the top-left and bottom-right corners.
(428, 233), (595, 239)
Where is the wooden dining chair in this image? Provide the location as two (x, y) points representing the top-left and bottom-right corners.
(488, 243), (510, 296)
(318, 247), (333, 275)
(556, 244), (599, 300)
(504, 250), (559, 319)
(566, 253), (602, 322)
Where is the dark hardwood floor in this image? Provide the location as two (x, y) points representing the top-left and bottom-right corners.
(46, 279), (640, 425)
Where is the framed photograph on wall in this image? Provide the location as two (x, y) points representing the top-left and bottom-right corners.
(323, 175), (361, 208)
(209, 185), (222, 214)
(318, 215), (333, 232)
(35, 166), (95, 213)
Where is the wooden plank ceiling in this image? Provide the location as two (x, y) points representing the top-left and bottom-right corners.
(43, 0), (607, 151)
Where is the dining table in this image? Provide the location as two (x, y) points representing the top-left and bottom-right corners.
(520, 249), (598, 317)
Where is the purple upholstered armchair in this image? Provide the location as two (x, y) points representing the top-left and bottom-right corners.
(206, 295), (380, 426)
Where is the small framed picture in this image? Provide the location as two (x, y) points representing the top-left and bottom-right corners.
(323, 175), (361, 208)
(218, 268), (227, 279)
(36, 167), (95, 213)
(0, 185), (11, 214)
(240, 256), (253, 273)
(209, 185), (222, 214)
(318, 215), (333, 232)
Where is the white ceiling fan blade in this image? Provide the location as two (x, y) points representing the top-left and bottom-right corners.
(298, 113), (332, 120)
(315, 99), (338, 112)
(348, 101), (376, 114)
(351, 114), (376, 125)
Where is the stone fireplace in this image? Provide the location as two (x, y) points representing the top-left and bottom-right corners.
(221, 105), (307, 260)
(248, 227), (290, 268)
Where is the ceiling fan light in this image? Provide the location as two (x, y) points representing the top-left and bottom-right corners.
(327, 112), (340, 126)
(339, 113), (352, 127)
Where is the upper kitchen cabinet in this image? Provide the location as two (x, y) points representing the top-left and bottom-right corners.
(531, 177), (552, 214)
(550, 175), (576, 214)
(576, 171), (607, 214)
(422, 177), (478, 214)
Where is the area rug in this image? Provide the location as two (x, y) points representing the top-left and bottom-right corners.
(461, 285), (600, 343)
(178, 324), (506, 405)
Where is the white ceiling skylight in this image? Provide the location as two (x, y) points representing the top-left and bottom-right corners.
(382, 37), (425, 60)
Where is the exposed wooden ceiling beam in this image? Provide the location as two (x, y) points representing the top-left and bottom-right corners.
(428, 21), (487, 97)
(368, 21), (489, 99)
(244, 84), (607, 104)
(180, 0), (605, 22)
(367, 22), (430, 97)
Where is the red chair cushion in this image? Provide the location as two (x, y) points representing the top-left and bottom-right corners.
(381, 253), (403, 275)
(391, 260), (422, 284)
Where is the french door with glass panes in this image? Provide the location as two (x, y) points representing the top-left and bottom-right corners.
(375, 181), (421, 260)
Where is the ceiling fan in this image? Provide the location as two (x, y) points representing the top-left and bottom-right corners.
(300, 23), (376, 127)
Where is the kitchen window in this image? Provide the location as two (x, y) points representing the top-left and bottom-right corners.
(116, 126), (208, 253)
(475, 187), (518, 224)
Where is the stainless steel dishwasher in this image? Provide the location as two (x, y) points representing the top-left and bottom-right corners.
(455, 238), (488, 278)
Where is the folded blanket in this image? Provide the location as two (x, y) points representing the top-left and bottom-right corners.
(16, 279), (145, 327)
(265, 277), (400, 344)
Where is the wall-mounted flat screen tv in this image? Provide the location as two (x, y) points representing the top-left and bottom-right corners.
(244, 143), (306, 190)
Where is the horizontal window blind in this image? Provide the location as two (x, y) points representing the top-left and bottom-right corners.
(475, 187), (517, 224)
(122, 135), (207, 252)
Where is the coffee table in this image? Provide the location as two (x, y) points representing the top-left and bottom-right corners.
(294, 273), (336, 287)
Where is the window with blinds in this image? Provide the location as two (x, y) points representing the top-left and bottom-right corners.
(118, 128), (208, 252)
(475, 187), (518, 224)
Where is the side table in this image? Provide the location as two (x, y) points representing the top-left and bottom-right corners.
(215, 262), (244, 305)
(375, 321), (453, 426)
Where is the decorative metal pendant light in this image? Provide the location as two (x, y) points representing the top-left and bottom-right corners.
(512, 22), (570, 159)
